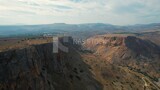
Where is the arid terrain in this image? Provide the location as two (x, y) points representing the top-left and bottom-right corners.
(0, 31), (160, 90)
(83, 31), (160, 90)
(0, 0), (160, 89)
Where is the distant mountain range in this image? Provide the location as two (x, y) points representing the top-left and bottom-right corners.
(0, 23), (160, 38)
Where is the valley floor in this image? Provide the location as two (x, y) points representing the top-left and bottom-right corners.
(81, 53), (160, 90)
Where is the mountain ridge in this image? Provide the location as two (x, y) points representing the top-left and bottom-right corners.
(0, 23), (160, 38)
(83, 34), (160, 80)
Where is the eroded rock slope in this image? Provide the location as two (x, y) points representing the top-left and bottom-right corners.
(0, 37), (102, 90)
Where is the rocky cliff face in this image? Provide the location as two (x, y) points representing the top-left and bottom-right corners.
(0, 35), (160, 90)
(83, 35), (160, 80)
(0, 37), (102, 90)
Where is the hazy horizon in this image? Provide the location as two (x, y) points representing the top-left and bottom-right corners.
(0, 22), (160, 26)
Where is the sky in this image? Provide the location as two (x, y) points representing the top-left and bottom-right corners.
(0, 0), (160, 25)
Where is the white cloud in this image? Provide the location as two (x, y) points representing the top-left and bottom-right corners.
(0, 0), (159, 25)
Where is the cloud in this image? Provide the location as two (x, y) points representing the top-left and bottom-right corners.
(0, 0), (160, 25)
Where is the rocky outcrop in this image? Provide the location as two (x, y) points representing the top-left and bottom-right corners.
(83, 35), (160, 79)
(0, 36), (102, 90)
(0, 35), (159, 90)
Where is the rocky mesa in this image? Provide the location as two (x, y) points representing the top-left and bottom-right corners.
(0, 35), (160, 90)
(0, 36), (102, 90)
(83, 34), (160, 81)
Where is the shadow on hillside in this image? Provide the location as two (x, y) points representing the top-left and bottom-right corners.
(54, 43), (104, 90)
(0, 42), (103, 90)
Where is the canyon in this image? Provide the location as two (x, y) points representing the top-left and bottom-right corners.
(0, 34), (160, 90)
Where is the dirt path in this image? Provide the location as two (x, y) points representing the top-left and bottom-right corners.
(119, 66), (160, 90)
(142, 77), (160, 90)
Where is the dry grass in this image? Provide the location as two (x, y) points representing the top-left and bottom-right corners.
(0, 37), (52, 52)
